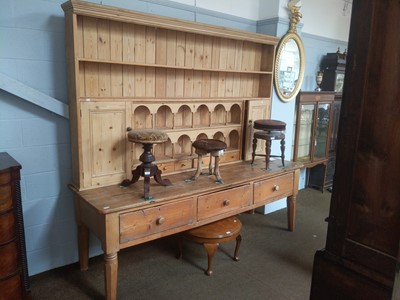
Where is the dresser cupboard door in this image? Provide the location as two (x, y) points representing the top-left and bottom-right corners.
(243, 99), (271, 161)
(80, 102), (128, 188)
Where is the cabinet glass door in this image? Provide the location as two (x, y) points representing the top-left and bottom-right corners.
(297, 104), (315, 162)
(314, 103), (331, 159)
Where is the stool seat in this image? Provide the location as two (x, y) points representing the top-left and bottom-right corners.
(254, 119), (286, 131)
(179, 216), (242, 276)
(127, 129), (169, 144)
(192, 139), (227, 152)
(188, 139), (227, 183)
(186, 216), (241, 240)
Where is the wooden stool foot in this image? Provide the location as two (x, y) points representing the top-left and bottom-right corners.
(203, 243), (219, 276)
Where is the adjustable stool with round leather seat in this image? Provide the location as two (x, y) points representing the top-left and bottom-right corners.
(251, 119), (286, 170)
(120, 129), (172, 200)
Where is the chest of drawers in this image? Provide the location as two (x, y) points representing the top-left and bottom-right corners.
(0, 153), (31, 300)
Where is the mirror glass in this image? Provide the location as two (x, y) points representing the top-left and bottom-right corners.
(274, 33), (305, 102)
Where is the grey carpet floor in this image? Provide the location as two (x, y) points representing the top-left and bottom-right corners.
(29, 188), (331, 300)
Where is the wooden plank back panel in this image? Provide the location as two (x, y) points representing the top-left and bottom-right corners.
(76, 15), (270, 99)
(81, 65), (265, 99)
(83, 62), (99, 96)
(122, 65), (134, 97)
(155, 28), (167, 98)
(134, 25), (146, 98)
(165, 30), (177, 98)
(82, 16), (98, 59)
(97, 19), (110, 60)
(110, 21), (122, 61)
(122, 22), (135, 62)
(145, 27), (156, 98)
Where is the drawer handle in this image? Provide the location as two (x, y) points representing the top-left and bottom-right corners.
(156, 216), (165, 225)
(273, 185), (280, 191)
(223, 199), (230, 206)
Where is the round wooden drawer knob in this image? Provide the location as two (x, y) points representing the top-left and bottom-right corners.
(156, 216), (165, 225)
(223, 199), (230, 206)
(273, 185), (280, 191)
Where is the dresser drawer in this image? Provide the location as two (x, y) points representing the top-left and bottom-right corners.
(0, 241), (19, 278)
(120, 198), (196, 243)
(0, 274), (22, 299)
(0, 212), (16, 244)
(174, 159), (192, 171)
(254, 173), (294, 204)
(0, 185), (12, 212)
(198, 184), (252, 220)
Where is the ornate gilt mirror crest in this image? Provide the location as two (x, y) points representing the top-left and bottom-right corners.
(274, 2), (305, 102)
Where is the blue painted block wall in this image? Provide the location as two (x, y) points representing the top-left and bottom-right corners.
(0, 0), (347, 275)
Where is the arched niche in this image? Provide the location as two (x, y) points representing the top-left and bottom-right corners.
(133, 106), (152, 129)
(175, 135), (192, 157)
(155, 105), (173, 129)
(213, 131), (225, 142)
(228, 130), (240, 149)
(153, 139), (173, 160)
(175, 105), (192, 128)
(211, 104), (226, 125)
(193, 104), (210, 127)
(227, 104), (241, 124)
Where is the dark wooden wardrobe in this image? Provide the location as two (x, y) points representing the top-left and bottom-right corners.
(310, 0), (400, 299)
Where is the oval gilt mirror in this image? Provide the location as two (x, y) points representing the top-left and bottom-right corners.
(274, 32), (305, 102)
(274, 3), (305, 102)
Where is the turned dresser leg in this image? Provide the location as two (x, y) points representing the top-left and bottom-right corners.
(287, 195), (297, 232)
(104, 252), (118, 300)
(77, 224), (89, 271)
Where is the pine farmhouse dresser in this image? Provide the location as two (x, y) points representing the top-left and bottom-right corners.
(62, 1), (302, 299)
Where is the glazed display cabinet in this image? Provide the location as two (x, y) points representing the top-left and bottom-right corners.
(292, 91), (335, 191)
(320, 51), (346, 189)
